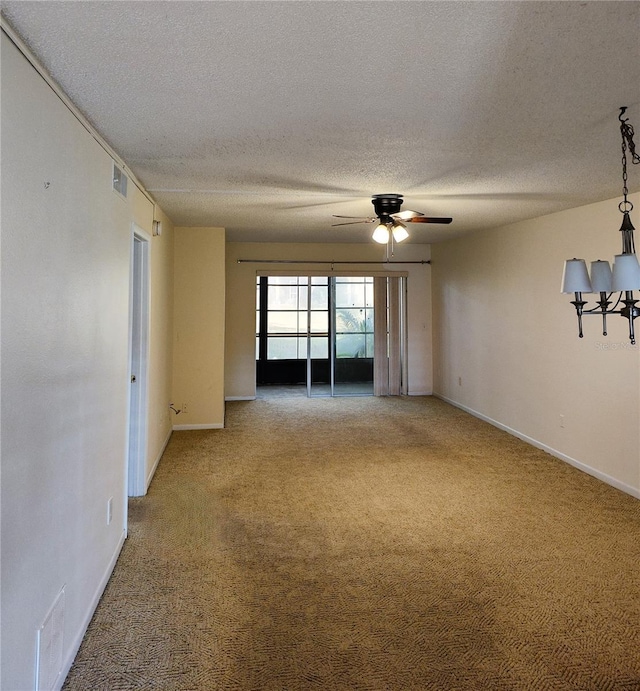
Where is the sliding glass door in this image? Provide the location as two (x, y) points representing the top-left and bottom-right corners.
(256, 274), (405, 397)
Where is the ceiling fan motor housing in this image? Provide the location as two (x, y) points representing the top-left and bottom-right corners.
(372, 193), (403, 219)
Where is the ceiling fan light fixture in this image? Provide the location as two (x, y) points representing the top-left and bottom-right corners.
(372, 223), (390, 244)
(392, 220), (409, 242)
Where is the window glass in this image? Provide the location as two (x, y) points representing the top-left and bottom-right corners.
(268, 285), (298, 310)
(310, 286), (328, 309)
(298, 286), (308, 311)
(336, 308), (366, 333)
(310, 311), (328, 333)
(258, 275), (372, 362)
(268, 276), (299, 285)
(336, 283), (365, 308)
(365, 282), (374, 307)
(336, 333), (366, 358)
(267, 337), (298, 359)
(310, 336), (328, 359)
(267, 311), (305, 333)
(366, 333), (374, 358)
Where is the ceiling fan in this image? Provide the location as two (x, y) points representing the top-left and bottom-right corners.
(332, 193), (452, 244)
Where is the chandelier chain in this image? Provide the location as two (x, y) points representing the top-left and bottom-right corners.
(619, 107), (640, 210)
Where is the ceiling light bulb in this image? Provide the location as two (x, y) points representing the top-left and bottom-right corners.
(372, 223), (389, 244)
(392, 222), (409, 242)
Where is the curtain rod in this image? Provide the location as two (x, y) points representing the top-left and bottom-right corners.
(237, 259), (430, 265)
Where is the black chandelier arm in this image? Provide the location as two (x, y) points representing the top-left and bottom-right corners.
(570, 292), (587, 338)
(621, 294), (640, 345)
(582, 292), (624, 313)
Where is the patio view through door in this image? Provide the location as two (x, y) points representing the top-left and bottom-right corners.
(256, 275), (406, 397)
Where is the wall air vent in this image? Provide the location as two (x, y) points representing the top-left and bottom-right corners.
(112, 162), (128, 198)
(35, 587), (65, 691)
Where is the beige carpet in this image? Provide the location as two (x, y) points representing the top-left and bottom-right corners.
(63, 396), (640, 690)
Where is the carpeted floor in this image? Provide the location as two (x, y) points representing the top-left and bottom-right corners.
(63, 396), (640, 690)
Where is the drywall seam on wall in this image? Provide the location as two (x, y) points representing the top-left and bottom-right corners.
(435, 394), (640, 499)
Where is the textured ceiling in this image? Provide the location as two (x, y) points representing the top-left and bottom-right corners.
(2, 1), (639, 243)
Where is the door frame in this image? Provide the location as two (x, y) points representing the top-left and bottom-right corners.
(127, 224), (151, 500)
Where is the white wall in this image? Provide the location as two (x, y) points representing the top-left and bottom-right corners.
(1, 32), (175, 690)
(172, 227), (226, 429)
(431, 194), (640, 496)
(225, 242), (433, 399)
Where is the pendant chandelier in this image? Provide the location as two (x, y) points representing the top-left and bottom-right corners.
(562, 107), (640, 344)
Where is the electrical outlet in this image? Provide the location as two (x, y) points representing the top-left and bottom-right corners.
(182, 402), (188, 413)
(458, 376), (462, 386)
(107, 497), (113, 525)
(559, 414), (565, 429)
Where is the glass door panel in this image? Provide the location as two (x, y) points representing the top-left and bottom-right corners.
(307, 277), (331, 397)
(333, 277), (374, 395)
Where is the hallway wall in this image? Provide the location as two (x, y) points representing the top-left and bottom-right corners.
(1, 31), (175, 690)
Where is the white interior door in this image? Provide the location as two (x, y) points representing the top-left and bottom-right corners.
(128, 227), (150, 497)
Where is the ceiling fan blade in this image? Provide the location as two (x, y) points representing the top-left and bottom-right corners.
(332, 215), (375, 220)
(406, 217), (453, 224)
(332, 220), (373, 227)
(393, 209), (424, 220)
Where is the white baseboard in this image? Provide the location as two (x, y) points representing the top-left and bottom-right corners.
(146, 427), (172, 491)
(408, 390), (432, 396)
(225, 396), (256, 401)
(434, 393), (640, 500)
(56, 529), (126, 691)
(173, 422), (224, 431)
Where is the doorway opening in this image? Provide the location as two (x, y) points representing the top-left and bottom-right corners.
(256, 275), (406, 397)
(127, 226), (150, 498)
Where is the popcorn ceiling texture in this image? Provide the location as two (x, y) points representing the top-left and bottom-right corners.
(2, 1), (639, 243)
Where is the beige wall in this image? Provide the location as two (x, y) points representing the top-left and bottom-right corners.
(146, 207), (175, 483)
(225, 242), (433, 399)
(432, 194), (640, 496)
(1, 32), (176, 690)
(173, 227), (226, 428)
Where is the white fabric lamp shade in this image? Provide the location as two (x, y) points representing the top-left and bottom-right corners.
(562, 259), (592, 293)
(590, 260), (613, 292)
(372, 224), (389, 244)
(612, 253), (640, 291)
